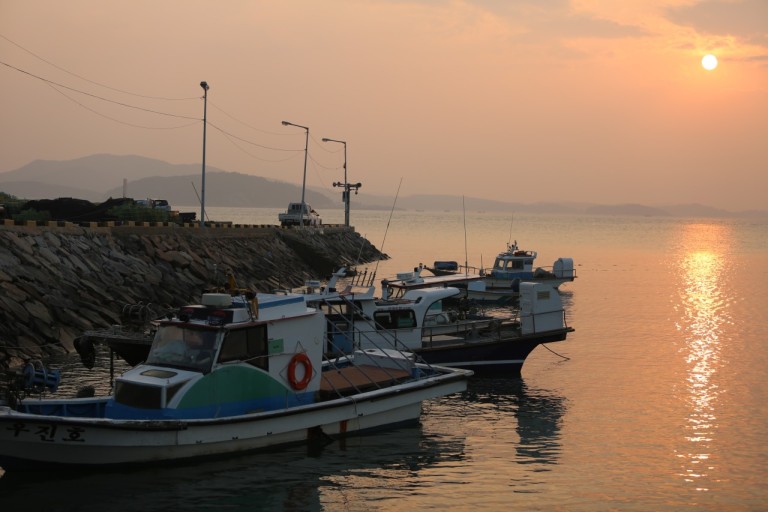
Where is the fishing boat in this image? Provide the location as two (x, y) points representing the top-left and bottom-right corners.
(482, 240), (575, 290)
(0, 289), (471, 471)
(422, 240), (576, 302)
(317, 280), (574, 375)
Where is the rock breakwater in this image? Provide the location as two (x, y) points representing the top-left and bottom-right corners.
(0, 224), (384, 369)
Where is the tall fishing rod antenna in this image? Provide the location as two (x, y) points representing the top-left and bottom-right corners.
(507, 215), (514, 247)
(355, 235), (366, 265)
(191, 181), (211, 222)
(372, 177), (403, 279)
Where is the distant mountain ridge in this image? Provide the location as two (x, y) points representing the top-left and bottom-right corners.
(0, 154), (207, 195)
(1, 154), (765, 218)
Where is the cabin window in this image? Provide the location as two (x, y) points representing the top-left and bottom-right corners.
(510, 260), (524, 270)
(219, 326), (268, 370)
(146, 326), (217, 372)
(374, 310), (416, 330)
(319, 300), (366, 319)
(537, 290), (551, 300)
(114, 381), (162, 409)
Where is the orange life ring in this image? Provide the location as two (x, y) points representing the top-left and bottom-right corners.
(287, 353), (313, 390)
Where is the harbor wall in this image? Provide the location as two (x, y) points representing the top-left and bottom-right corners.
(0, 223), (385, 369)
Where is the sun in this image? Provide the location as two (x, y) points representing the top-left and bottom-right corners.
(702, 54), (718, 71)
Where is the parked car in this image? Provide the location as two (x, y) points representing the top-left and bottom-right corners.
(278, 202), (322, 227)
(135, 198), (171, 211)
(153, 199), (171, 211)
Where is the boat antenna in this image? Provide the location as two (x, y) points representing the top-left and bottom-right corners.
(462, 195), (469, 276)
(355, 235), (366, 265)
(191, 181), (211, 222)
(373, 177), (403, 278)
(507, 215), (514, 249)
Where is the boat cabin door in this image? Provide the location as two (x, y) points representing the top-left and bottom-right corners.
(327, 319), (354, 355)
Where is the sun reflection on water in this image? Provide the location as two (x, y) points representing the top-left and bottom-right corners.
(673, 223), (732, 490)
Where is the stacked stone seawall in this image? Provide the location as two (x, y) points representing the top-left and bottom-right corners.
(0, 223), (384, 369)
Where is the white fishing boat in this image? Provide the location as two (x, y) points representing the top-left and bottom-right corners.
(421, 240), (576, 302)
(318, 279), (574, 375)
(0, 289), (470, 471)
(482, 240), (575, 291)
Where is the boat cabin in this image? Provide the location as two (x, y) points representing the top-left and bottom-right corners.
(490, 242), (538, 279)
(106, 292), (325, 420)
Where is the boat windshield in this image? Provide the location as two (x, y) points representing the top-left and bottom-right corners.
(146, 325), (218, 372)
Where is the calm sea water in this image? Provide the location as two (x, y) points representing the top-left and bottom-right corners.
(2, 208), (767, 511)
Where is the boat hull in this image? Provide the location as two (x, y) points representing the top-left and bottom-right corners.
(465, 277), (573, 303)
(483, 275), (572, 291)
(0, 369), (467, 470)
(415, 329), (571, 376)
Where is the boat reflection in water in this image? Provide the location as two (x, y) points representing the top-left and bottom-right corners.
(511, 380), (566, 465)
(674, 223), (731, 489)
(458, 378), (566, 467)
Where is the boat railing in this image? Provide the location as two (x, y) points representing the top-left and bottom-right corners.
(457, 264), (483, 274)
(347, 267), (377, 288)
(421, 314), (521, 346)
(320, 295), (405, 355)
(317, 295), (436, 372)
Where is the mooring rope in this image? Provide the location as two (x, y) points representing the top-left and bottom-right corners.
(541, 343), (570, 360)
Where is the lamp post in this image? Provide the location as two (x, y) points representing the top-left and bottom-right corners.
(322, 137), (361, 227)
(282, 120), (309, 226)
(200, 81), (209, 229)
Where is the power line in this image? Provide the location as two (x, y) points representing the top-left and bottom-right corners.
(1, 43), (348, 171)
(211, 125), (304, 163)
(308, 152), (342, 171)
(209, 101), (289, 136)
(1, 59), (201, 120)
(0, 32), (198, 101)
(207, 103), (346, 165)
(46, 82), (200, 130)
(207, 121), (303, 152)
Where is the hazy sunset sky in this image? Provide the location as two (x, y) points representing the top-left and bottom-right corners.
(1, 1), (766, 210)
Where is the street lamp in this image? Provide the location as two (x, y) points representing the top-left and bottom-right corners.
(322, 137), (361, 227)
(282, 120), (309, 226)
(200, 81), (209, 229)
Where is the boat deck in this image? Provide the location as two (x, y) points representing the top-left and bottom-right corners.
(319, 364), (412, 399)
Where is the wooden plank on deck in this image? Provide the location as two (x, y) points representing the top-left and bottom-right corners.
(319, 364), (411, 398)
